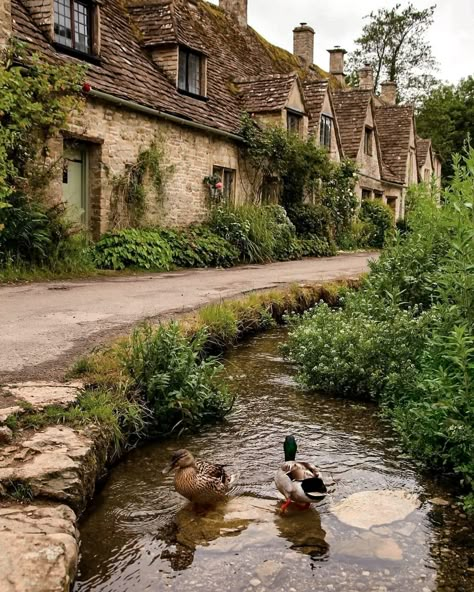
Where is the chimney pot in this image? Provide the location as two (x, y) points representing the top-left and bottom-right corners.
(327, 47), (346, 85)
(219, 0), (248, 27)
(293, 23), (315, 66)
(381, 80), (398, 105)
(358, 64), (374, 91)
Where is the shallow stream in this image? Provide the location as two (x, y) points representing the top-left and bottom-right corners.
(74, 330), (473, 592)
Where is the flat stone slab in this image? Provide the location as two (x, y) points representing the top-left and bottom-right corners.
(331, 490), (420, 530)
(0, 426), (102, 513)
(0, 503), (78, 592)
(332, 531), (403, 561)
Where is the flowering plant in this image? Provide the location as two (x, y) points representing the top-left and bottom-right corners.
(204, 174), (224, 203)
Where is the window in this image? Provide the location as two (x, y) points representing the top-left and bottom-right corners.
(364, 127), (373, 156)
(374, 191), (384, 200)
(213, 166), (235, 202)
(178, 48), (204, 96)
(54, 0), (91, 54)
(287, 111), (303, 136)
(319, 114), (332, 149)
(361, 189), (372, 201)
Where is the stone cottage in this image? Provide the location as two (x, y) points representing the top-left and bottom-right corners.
(1, 0), (440, 235)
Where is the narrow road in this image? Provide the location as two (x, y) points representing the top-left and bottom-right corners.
(0, 253), (376, 382)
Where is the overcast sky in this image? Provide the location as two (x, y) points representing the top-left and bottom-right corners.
(210, 0), (473, 84)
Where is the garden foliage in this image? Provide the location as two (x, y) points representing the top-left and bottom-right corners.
(286, 149), (474, 509)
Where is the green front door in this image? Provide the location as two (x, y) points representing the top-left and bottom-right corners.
(63, 145), (88, 225)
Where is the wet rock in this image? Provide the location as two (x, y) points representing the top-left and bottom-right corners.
(0, 503), (78, 592)
(0, 426), (106, 513)
(249, 579), (261, 587)
(333, 531), (403, 561)
(429, 497), (451, 506)
(331, 490), (420, 529)
(0, 426), (13, 444)
(255, 560), (283, 582)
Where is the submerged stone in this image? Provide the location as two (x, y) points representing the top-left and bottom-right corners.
(331, 490), (420, 529)
(333, 531), (403, 561)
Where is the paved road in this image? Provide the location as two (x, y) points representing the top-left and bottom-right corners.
(0, 253), (376, 382)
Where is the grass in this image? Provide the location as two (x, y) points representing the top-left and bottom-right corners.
(4, 481), (34, 502)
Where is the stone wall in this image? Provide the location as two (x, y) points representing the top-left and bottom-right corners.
(52, 98), (253, 236)
(22, 0), (54, 39)
(0, 0), (11, 49)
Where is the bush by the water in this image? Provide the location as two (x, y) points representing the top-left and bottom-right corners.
(124, 322), (232, 435)
(286, 149), (474, 510)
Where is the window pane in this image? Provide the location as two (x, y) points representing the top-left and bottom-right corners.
(178, 49), (187, 91)
(73, 1), (90, 53)
(54, 0), (73, 47)
(188, 53), (201, 95)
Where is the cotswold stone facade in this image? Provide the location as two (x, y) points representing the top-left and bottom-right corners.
(8, 0), (440, 232)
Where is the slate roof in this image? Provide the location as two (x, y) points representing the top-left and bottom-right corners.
(303, 80), (328, 135)
(12, 0), (326, 135)
(375, 105), (415, 183)
(416, 137), (432, 169)
(332, 89), (372, 160)
(236, 74), (300, 113)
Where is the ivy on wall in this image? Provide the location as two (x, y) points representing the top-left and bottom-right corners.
(110, 137), (174, 227)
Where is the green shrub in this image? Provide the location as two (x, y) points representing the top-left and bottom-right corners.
(124, 323), (232, 435)
(286, 204), (333, 240)
(295, 235), (337, 258)
(94, 228), (174, 270)
(209, 204), (297, 263)
(337, 219), (374, 250)
(359, 200), (395, 248)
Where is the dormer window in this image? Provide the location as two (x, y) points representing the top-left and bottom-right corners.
(54, 0), (92, 54)
(320, 114), (332, 149)
(364, 127), (373, 156)
(178, 48), (205, 97)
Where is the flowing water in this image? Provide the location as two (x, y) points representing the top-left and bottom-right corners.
(74, 330), (473, 592)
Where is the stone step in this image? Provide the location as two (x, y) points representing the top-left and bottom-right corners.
(0, 503), (78, 592)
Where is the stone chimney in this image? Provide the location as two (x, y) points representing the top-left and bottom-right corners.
(381, 81), (397, 105)
(0, 0), (12, 50)
(327, 47), (346, 85)
(358, 64), (374, 91)
(293, 23), (314, 66)
(219, 0), (247, 27)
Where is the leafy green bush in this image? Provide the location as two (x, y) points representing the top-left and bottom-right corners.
(124, 323), (232, 435)
(295, 235), (337, 258)
(286, 204), (333, 240)
(209, 204), (298, 263)
(359, 200), (395, 248)
(93, 228), (174, 270)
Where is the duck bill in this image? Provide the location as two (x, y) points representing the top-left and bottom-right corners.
(162, 462), (174, 475)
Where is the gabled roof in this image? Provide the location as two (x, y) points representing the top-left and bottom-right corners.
(12, 0), (328, 136)
(236, 73), (302, 114)
(332, 89), (373, 160)
(416, 137), (432, 170)
(375, 105), (415, 183)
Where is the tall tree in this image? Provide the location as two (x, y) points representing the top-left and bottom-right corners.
(416, 76), (474, 179)
(347, 3), (438, 102)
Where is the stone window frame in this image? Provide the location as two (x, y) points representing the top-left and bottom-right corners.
(364, 126), (373, 156)
(213, 165), (236, 202)
(286, 108), (304, 137)
(319, 113), (332, 150)
(53, 0), (101, 60)
(178, 47), (207, 99)
(361, 188), (372, 201)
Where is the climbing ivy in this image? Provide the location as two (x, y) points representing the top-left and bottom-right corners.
(111, 138), (173, 226)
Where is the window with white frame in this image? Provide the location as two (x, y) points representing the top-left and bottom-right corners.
(213, 166), (235, 202)
(54, 0), (92, 54)
(319, 114), (332, 149)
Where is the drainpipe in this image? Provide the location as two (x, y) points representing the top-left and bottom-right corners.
(88, 89), (243, 142)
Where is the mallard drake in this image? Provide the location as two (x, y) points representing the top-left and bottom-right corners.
(162, 449), (237, 505)
(275, 436), (327, 512)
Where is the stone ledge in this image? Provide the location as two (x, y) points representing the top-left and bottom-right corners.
(0, 426), (109, 514)
(0, 503), (78, 592)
